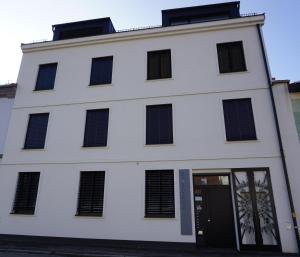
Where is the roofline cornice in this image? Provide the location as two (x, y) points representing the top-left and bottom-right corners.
(21, 15), (265, 53)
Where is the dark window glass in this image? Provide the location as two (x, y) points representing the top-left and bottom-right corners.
(83, 109), (109, 147)
(146, 104), (173, 145)
(24, 113), (49, 149)
(12, 172), (40, 215)
(145, 170), (175, 218)
(77, 171), (105, 216)
(35, 63), (57, 90)
(90, 56), (113, 85)
(147, 50), (172, 80)
(217, 41), (246, 73)
(223, 98), (257, 141)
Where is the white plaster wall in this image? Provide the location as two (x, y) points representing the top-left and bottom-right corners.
(0, 159), (297, 252)
(0, 21), (297, 253)
(0, 98), (14, 154)
(14, 26), (267, 109)
(273, 83), (300, 237)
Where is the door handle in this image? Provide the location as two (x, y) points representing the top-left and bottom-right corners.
(207, 219), (211, 223)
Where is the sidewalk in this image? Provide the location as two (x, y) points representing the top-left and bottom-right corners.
(0, 235), (296, 257)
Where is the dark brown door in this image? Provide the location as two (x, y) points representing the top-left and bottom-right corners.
(193, 175), (235, 248)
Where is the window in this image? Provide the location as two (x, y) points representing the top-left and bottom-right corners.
(292, 99), (300, 138)
(35, 63), (57, 90)
(83, 109), (109, 147)
(77, 171), (105, 216)
(11, 172), (40, 215)
(145, 170), (175, 218)
(146, 104), (173, 145)
(223, 98), (257, 141)
(90, 56), (113, 85)
(24, 113), (49, 149)
(217, 41), (246, 73)
(147, 50), (172, 80)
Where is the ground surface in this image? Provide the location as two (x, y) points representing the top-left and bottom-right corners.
(0, 248), (295, 257)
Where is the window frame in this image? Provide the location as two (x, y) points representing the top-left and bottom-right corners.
(83, 108), (109, 147)
(217, 41), (247, 74)
(89, 56), (113, 86)
(11, 172), (40, 215)
(144, 170), (175, 218)
(34, 63), (58, 91)
(147, 49), (172, 80)
(76, 171), (106, 217)
(146, 104), (173, 145)
(23, 113), (50, 149)
(222, 98), (257, 141)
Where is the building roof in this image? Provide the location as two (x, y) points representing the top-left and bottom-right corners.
(162, 1), (240, 27)
(0, 83), (17, 98)
(289, 82), (300, 93)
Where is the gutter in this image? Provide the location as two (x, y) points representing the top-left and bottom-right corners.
(256, 24), (300, 252)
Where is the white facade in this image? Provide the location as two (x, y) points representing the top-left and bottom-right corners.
(0, 13), (298, 253)
(273, 81), (300, 237)
(0, 85), (15, 155)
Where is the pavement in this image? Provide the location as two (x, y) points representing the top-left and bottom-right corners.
(0, 247), (297, 257)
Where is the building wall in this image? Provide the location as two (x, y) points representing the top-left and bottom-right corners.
(273, 82), (300, 237)
(0, 98), (14, 154)
(0, 17), (298, 253)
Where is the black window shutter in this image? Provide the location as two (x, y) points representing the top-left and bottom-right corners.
(217, 41), (246, 73)
(147, 50), (171, 80)
(24, 113), (49, 149)
(145, 170), (175, 218)
(35, 63), (57, 90)
(146, 104), (173, 144)
(90, 56), (113, 85)
(223, 98), (257, 141)
(230, 43), (246, 72)
(12, 172), (40, 214)
(77, 171), (105, 216)
(83, 109), (109, 147)
(217, 44), (231, 73)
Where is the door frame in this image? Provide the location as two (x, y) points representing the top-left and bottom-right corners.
(192, 172), (237, 249)
(231, 168), (282, 252)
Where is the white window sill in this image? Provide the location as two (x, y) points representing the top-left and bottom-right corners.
(88, 83), (113, 87)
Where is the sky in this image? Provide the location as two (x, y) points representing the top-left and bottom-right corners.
(0, 0), (299, 84)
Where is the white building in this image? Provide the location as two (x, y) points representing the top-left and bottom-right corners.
(273, 80), (300, 241)
(0, 83), (16, 157)
(0, 2), (299, 253)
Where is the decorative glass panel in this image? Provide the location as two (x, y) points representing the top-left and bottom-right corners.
(233, 169), (280, 251)
(233, 172), (256, 245)
(254, 171), (278, 245)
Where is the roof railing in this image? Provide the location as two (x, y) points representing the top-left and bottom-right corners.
(22, 13), (262, 45)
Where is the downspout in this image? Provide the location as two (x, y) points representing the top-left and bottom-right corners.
(256, 24), (300, 252)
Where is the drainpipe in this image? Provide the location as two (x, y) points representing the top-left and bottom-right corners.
(256, 24), (300, 253)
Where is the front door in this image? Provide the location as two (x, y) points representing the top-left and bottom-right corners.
(193, 174), (235, 248)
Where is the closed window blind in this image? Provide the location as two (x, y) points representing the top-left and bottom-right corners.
(24, 113), (49, 149)
(147, 50), (172, 80)
(217, 41), (246, 73)
(35, 63), (57, 90)
(83, 109), (109, 147)
(77, 171), (105, 216)
(146, 104), (173, 145)
(12, 172), (40, 215)
(90, 56), (113, 85)
(223, 98), (257, 141)
(145, 170), (175, 218)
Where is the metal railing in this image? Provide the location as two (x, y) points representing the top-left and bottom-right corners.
(22, 13), (262, 45)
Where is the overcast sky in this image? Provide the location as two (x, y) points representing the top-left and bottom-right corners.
(1, 0), (299, 83)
